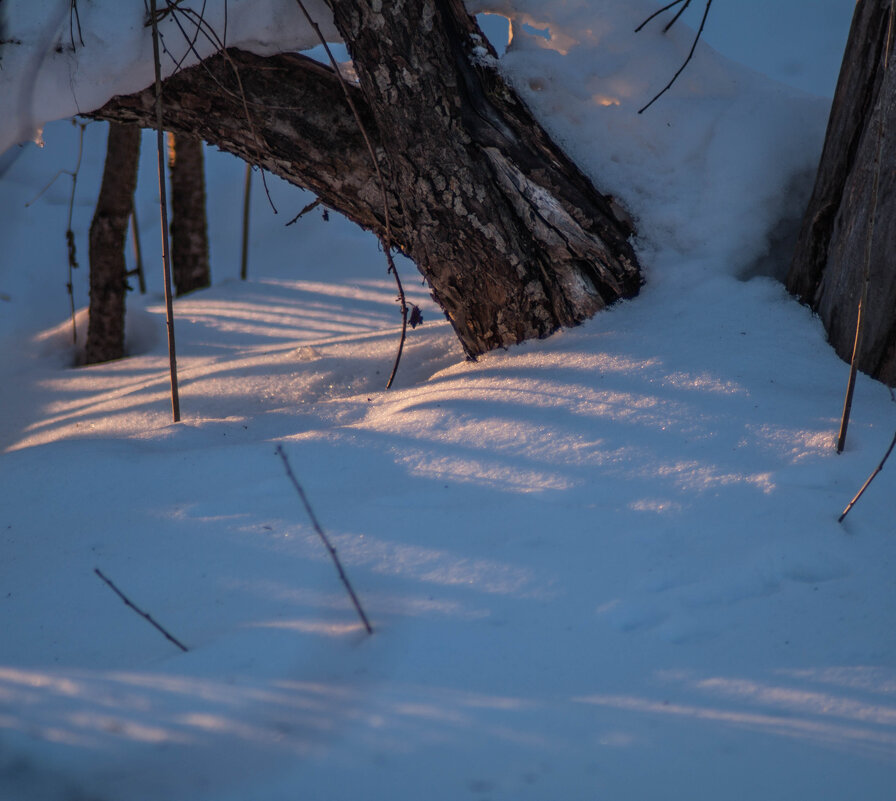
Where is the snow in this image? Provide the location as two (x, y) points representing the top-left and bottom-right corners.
(2, 1), (894, 800)
(0, 0), (338, 155)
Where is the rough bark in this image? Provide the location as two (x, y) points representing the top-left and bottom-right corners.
(85, 122), (141, 365)
(93, 3), (640, 358)
(93, 50), (394, 240)
(168, 132), (211, 295)
(326, 0), (639, 356)
(787, 0), (896, 385)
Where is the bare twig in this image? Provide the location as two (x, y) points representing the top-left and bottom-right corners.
(837, 1), (894, 453)
(293, 0), (409, 388)
(258, 169), (279, 214)
(384, 261), (409, 389)
(69, 0), (84, 50)
(150, 0), (181, 422)
(662, 0), (693, 33)
(168, 0), (208, 74)
(275, 445), (373, 635)
(839, 428), (896, 523)
(94, 568), (189, 652)
(637, 0), (713, 114)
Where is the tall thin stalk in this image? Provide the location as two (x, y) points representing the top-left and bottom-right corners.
(150, 0), (181, 423)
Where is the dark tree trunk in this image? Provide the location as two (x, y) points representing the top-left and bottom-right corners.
(92, 2), (640, 358)
(324, 0), (639, 356)
(167, 132), (211, 296)
(85, 122), (141, 365)
(93, 50), (388, 235)
(787, 0), (896, 385)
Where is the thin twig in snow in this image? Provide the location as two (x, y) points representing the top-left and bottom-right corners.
(28, 119), (87, 344)
(839, 429), (896, 523)
(285, 197), (321, 227)
(275, 445), (373, 635)
(94, 568), (189, 652)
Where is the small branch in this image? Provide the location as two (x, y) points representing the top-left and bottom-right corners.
(156, 0), (277, 217)
(637, 0), (713, 114)
(839, 429), (896, 523)
(275, 445), (373, 635)
(259, 169), (279, 214)
(94, 568), (188, 652)
(65, 121), (86, 344)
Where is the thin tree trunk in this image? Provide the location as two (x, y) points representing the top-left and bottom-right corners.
(92, 51), (386, 235)
(167, 132), (210, 295)
(788, 0), (896, 385)
(85, 122), (141, 365)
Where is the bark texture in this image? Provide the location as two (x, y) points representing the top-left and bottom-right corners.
(325, 0), (639, 356)
(787, 0), (896, 385)
(93, 50), (395, 239)
(85, 122), (141, 364)
(168, 133), (211, 295)
(93, 3), (640, 357)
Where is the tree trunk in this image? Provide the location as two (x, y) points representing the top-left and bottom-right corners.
(93, 50), (389, 236)
(787, 0), (896, 385)
(85, 122), (141, 365)
(167, 132), (211, 296)
(92, 1), (640, 358)
(324, 0), (639, 356)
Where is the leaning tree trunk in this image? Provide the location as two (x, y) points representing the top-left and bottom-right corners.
(324, 0), (639, 356)
(167, 132), (211, 296)
(787, 0), (896, 385)
(85, 122), (141, 365)
(92, 2), (639, 358)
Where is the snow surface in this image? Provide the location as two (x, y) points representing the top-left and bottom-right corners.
(2, 1), (895, 800)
